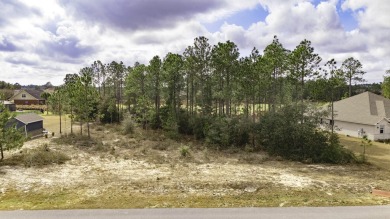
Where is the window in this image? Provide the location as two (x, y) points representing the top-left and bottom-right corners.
(380, 125), (384, 134)
(22, 94), (26, 98)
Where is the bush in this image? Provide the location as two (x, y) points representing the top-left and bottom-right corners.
(177, 110), (193, 135)
(205, 117), (251, 149)
(162, 115), (179, 140)
(23, 144), (70, 167)
(206, 117), (230, 147)
(122, 115), (135, 135)
(98, 97), (121, 124)
(191, 116), (211, 140)
(228, 117), (251, 148)
(256, 104), (356, 164)
(179, 145), (190, 157)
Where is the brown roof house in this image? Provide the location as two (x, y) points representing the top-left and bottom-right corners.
(7, 113), (44, 138)
(9, 89), (45, 105)
(323, 91), (390, 140)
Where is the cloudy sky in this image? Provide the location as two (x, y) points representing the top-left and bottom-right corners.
(1, 0), (389, 85)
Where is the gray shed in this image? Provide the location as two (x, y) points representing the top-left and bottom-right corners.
(9, 113), (44, 137)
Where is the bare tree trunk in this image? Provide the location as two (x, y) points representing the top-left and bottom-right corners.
(59, 102), (62, 134)
(349, 77), (352, 97)
(87, 121), (90, 138)
(70, 105), (73, 134)
(0, 144), (4, 161)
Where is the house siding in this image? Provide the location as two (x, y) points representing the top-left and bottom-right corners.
(10, 90), (45, 105)
(13, 100), (43, 105)
(329, 120), (390, 141)
(372, 119), (390, 140)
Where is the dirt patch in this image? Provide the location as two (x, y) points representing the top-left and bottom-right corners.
(1, 125), (390, 209)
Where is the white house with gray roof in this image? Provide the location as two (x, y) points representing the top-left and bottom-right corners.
(323, 91), (390, 140)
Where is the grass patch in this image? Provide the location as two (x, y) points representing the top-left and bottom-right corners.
(53, 134), (98, 148)
(340, 135), (390, 170)
(1, 187), (389, 210)
(23, 144), (70, 167)
(0, 144), (70, 167)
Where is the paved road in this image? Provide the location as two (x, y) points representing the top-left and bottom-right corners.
(1, 206), (390, 219)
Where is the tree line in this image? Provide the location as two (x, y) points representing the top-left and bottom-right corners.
(46, 35), (369, 163)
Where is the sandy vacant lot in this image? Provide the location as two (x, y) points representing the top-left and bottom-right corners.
(1, 118), (390, 209)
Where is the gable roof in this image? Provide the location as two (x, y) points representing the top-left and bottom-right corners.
(10, 89), (44, 100)
(25, 89), (44, 100)
(15, 113), (43, 124)
(330, 91), (390, 125)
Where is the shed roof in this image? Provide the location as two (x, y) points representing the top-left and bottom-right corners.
(329, 91), (390, 125)
(1, 100), (14, 105)
(15, 113), (43, 124)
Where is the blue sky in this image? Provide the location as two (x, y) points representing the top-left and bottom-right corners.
(205, 1), (359, 32)
(0, 0), (389, 85)
(204, 5), (269, 32)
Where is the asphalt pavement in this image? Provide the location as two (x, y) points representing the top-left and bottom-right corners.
(1, 206), (390, 219)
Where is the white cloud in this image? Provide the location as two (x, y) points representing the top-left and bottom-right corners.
(1, 0), (389, 85)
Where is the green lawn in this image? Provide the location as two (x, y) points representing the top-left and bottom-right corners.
(41, 114), (76, 136)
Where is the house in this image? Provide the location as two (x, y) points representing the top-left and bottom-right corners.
(1, 100), (16, 111)
(323, 91), (390, 140)
(9, 89), (45, 105)
(8, 113), (44, 138)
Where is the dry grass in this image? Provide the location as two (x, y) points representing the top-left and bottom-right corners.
(1, 121), (390, 210)
(42, 114), (80, 136)
(339, 135), (390, 170)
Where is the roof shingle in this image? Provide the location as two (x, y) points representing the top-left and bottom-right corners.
(329, 92), (390, 125)
(15, 113), (43, 124)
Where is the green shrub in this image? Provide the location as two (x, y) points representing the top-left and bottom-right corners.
(177, 110), (193, 135)
(256, 104), (356, 164)
(206, 117), (230, 147)
(228, 117), (251, 148)
(149, 112), (162, 130)
(205, 117), (251, 149)
(98, 97), (121, 124)
(163, 116), (179, 140)
(191, 116), (211, 140)
(179, 145), (190, 157)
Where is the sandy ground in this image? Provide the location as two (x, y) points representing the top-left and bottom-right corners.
(1, 123), (390, 208)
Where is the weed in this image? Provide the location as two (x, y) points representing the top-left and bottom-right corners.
(179, 145), (190, 157)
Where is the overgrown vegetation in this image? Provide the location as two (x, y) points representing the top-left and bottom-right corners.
(256, 105), (355, 163)
(23, 144), (70, 167)
(0, 144), (70, 167)
(43, 35), (371, 164)
(121, 114), (135, 135)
